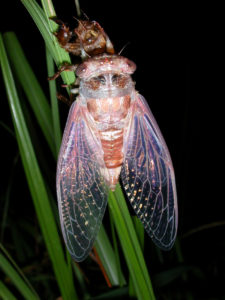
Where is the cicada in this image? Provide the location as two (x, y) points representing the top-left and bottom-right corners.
(53, 19), (178, 262)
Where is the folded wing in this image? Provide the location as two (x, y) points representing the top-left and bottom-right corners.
(121, 95), (178, 250)
(57, 101), (108, 261)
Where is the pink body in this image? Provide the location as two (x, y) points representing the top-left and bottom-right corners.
(76, 54), (137, 189)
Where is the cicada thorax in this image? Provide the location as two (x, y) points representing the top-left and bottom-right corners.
(76, 54), (136, 189)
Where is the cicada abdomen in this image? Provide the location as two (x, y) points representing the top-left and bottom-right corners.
(54, 19), (178, 262)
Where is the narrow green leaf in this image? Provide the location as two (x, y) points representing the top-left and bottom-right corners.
(3, 32), (56, 158)
(133, 216), (145, 250)
(46, 47), (61, 153)
(21, 0), (75, 85)
(0, 33), (77, 300)
(129, 217), (145, 297)
(0, 153), (18, 241)
(0, 253), (38, 300)
(0, 244), (39, 300)
(21, 0), (57, 62)
(0, 280), (17, 300)
(72, 262), (90, 299)
(114, 186), (153, 289)
(109, 208), (127, 286)
(40, 0), (75, 84)
(108, 186), (155, 300)
(41, 0), (56, 17)
(95, 225), (124, 286)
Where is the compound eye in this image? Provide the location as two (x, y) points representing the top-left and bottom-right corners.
(93, 75), (106, 84)
(112, 74), (127, 88)
(112, 74), (122, 83)
(86, 75), (106, 90)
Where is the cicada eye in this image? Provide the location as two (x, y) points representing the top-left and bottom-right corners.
(112, 74), (121, 82)
(86, 75), (106, 90)
(111, 73), (128, 88)
(95, 75), (106, 84)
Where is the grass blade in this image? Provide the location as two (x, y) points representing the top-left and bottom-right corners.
(0, 280), (17, 300)
(108, 186), (155, 300)
(40, 0), (75, 84)
(0, 33), (77, 300)
(21, 0), (75, 85)
(0, 252), (38, 300)
(95, 225), (125, 286)
(46, 47), (61, 153)
(128, 216), (145, 296)
(0, 244), (39, 299)
(3, 32), (56, 158)
(133, 216), (145, 250)
(109, 208), (127, 286)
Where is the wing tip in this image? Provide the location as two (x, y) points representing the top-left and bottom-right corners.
(70, 251), (90, 262)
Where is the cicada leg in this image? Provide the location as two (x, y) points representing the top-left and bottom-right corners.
(50, 17), (73, 45)
(56, 92), (74, 107)
(47, 63), (78, 81)
(50, 17), (82, 55)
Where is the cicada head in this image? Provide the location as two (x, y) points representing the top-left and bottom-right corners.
(76, 54), (136, 99)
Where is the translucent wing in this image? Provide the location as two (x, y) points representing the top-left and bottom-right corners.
(121, 94), (178, 250)
(57, 101), (108, 261)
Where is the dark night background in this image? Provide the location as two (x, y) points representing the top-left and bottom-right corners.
(0, 1), (223, 299)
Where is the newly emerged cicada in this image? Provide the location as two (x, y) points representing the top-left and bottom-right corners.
(52, 18), (178, 262)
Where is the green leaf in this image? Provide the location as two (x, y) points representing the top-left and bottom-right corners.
(21, 0), (75, 86)
(95, 225), (125, 286)
(46, 47), (61, 154)
(128, 216), (145, 296)
(109, 208), (127, 287)
(133, 216), (145, 250)
(0, 246), (38, 300)
(0, 280), (18, 300)
(0, 33), (77, 300)
(108, 186), (155, 300)
(3, 32), (56, 158)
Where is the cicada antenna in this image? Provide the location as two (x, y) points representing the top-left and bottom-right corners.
(118, 42), (130, 55)
(73, 16), (86, 30)
(80, 10), (90, 20)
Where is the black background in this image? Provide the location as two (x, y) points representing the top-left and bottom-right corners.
(1, 0), (223, 299)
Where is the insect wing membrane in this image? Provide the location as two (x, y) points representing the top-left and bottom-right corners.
(121, 95), (178, 250)
(57, 101), (108, 261)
